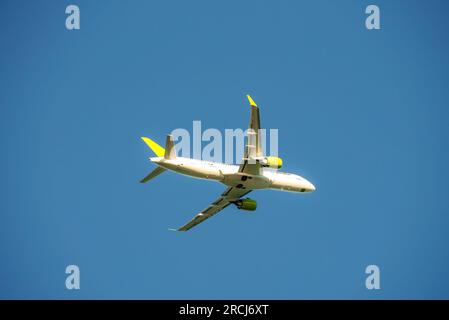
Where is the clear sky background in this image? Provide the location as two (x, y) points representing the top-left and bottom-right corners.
(1, 0), (449, 299)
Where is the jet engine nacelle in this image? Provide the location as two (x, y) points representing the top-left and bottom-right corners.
(234, 198), (257, 211)
(260, 156), (283, 169)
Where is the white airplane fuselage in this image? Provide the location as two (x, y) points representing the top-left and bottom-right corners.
(151, 156), (316, 193)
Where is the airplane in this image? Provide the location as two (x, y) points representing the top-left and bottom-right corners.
(140, 95), (316, 231)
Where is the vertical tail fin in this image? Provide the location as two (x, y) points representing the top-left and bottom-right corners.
(141, 137), (165, 157)
(140, 135), (174, 183)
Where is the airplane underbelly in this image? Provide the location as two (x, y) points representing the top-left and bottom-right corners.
(175, 164), (223, 180)
(270, 182), (301, 192)
(222, 173), (270, 189)
(270, 178), (306, 193)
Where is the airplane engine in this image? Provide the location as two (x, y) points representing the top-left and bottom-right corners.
(234, 198), (257, 211)
(260, 156), (283, 169)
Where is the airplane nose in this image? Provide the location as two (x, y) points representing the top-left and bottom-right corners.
(309, 183), (316, 192)
(297, 177), (316, 192)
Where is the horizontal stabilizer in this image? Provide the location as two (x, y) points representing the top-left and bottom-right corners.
(140, 166), (167, 183)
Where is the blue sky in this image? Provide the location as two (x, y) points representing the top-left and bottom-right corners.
(1, 0), (449, 299)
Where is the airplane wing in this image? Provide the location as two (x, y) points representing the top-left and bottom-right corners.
(172, 187), (251, 231)
(239, 95), (263, 175)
